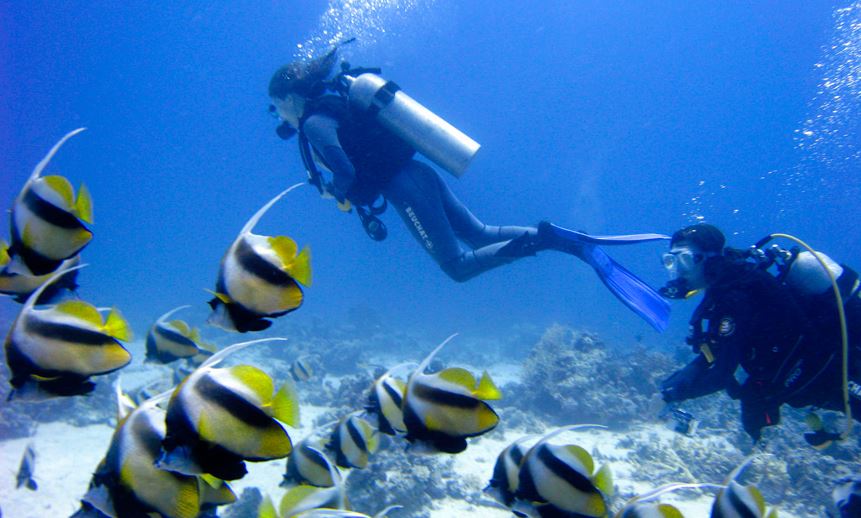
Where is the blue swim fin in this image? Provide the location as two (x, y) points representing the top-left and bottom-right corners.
(544, 222), (670, 246)
(581, 244), (670, 332)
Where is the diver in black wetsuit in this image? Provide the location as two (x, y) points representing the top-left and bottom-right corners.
(658, 223), (861, 442)
(266, 49), (672, 331)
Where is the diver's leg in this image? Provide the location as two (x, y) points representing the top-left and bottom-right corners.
(431, 170), (536, 247)
(382, 161), (532, 282)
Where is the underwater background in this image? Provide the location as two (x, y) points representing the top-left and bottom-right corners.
(2, 1), (860, 517)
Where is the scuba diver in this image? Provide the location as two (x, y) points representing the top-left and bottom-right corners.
(267, 44), (671, 331)
(658, 223), (861, 443)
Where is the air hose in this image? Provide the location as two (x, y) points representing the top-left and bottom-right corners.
(759, 233), (852, 439)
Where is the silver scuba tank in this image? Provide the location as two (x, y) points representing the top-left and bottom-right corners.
(785, 250), (844, 296)
(343, 73), (480, 178)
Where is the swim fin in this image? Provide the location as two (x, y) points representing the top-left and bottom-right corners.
(543, 222), (670, 246)
(580, 244), (670, 332)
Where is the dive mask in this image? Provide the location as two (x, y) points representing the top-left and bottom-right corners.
(662, 248), (704, 275)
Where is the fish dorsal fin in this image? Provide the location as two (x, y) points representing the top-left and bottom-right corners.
(74, 183), (93, 224)
(273, 380), (301, 427)
(239, 183), (304, 237)
(414, 333), (459, 377)
(257, 494), (278, 518)
(765, 508), (778, 518)
(55, 299), (103, 325)
(359, 418), (379, 453)
(748, 484), (767, 516)
(114, 378), (136, 422)
(42, 175), (76, 208)
(228, 365), (274, 403)
(27, 128), (86, 184)
(169, 319), (192, 336)
(437, 367), (476, 389)
(104, 308), (133, 341)
(593, 463), (614, 497)
(198, 337), (287, 370)
(156, 305), (191, 325)
(279, 485), (320, 516)
(269, 235), (298, 263)
(474, 371), (502, 400)
(561, 444), (594, 475)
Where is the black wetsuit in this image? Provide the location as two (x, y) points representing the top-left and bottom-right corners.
(660, 256), (861, 440)
(298, 95), (538, 282)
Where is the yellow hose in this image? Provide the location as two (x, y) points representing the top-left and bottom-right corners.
(769, 233), (852, 439)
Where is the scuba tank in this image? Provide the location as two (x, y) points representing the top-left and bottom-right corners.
(339, 72), (481, 178)
(784, 250), (844, 296)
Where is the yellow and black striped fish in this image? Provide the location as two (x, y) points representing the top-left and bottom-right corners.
(76, 390), (235, 518)
(402, 334), (502, 454)
(328, 411), (379, 469)
(290, 355), (315, 382)
(0, 240), (80, 304)
(5, 265), (132, 399)
(208, 185), (311, 333)
(8, 128), (93, 276)
(146, 305), (214, 364)
(485, 435), (534, 507)
(515, 426), (613, 518)
(159, 338), (299, 480)
(283, 439), (338, 488)
(261, 460), (349, 518)
(616, 502), (685, 518)
(711, 458), (778, 518)
(365, 365), (409, 436)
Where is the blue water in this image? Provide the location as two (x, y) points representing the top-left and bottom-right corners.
(2, 0), (858, 350)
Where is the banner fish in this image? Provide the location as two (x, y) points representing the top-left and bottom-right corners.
(208, 184), (311, 333)
(402, 334), (502, 454)
(76, 389), (235, 518)
(290, 355), (315, 382)
(328, 411), (379, 469)
(365, 364), (410, 436)
(515, 425), (612, 518)
(146, 305), (215, 364)
(485, 435), (535, 507)
(261, 453), (349, 518)
(711, 458), (777, 518)
(0, 240), (79, 304)
(5, 265), (132, 399)
(283, 439), (339, 488)
(8, 128), (93, 276)
(159, 338), (299, 480)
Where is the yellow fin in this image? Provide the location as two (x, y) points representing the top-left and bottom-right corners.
(104, 308), (133, 341)
(22, 223), (35, 248)
(55, 300), (103, 326)
(0, 239), (9, 266)
(593, 463), (614, 497)
(257, 424), (293, 459)
(198, 411), (215, 442)
(228, 365), (274, 403)
(289, 246), (312, 286)
(749, 485), (767, 516)
(199, 475), (235, 505)
(475, 404), (499, 432)
(658, 504), (685, 518)
(437, 367), (476, 390)
(43, 175), (75, 208)
(279, 283), (303, 310)
(269, 235), (298, 264)
(563, 444), (595, 476)
(765, 509), (778, 518)
(424, 413), (442, 431)
(208, 290), (232, 304)
(169, 319), (192, 336)
(272, 381), (300, 427)
(257, 494), (278, 518)
(74, 183), (94, 224)
(279, 485), (319, 517)
(171, 479), (201, 518)
(358, 418), (379, 453)
(474, 371), (502, 400)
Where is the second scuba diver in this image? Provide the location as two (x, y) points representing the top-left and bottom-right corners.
(267, 45), (671, 331)
(659, 223), (861, 444)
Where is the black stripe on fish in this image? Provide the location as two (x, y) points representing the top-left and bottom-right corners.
(6, 334), (93, 382)
(346, 418), (368, 453)
(196, 373), (272, 428)
(234, 238), (295, 286)
(401, 398), (468, 453)
(25, 318), (113, 346)
(154, 325), (197, 349)
(302, 443), (332, 471)
(22, 188), (86, 230)
(130, 411), (169, 461)
(722, 485), (759, 518)
(297, 361), (310, 378)
(412, 380), (479, 409)
(535, 444), (598, 495)
(383, 379), (403, 407)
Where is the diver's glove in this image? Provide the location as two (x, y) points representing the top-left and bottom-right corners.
(322, 181), (352, 212)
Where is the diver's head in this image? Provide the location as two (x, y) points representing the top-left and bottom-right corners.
(268, 50), (339, 131)
(663, 223), (725, 291)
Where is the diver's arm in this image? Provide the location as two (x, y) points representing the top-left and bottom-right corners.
(660, 351), (738, 402)
(302, 114), (355, 201)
